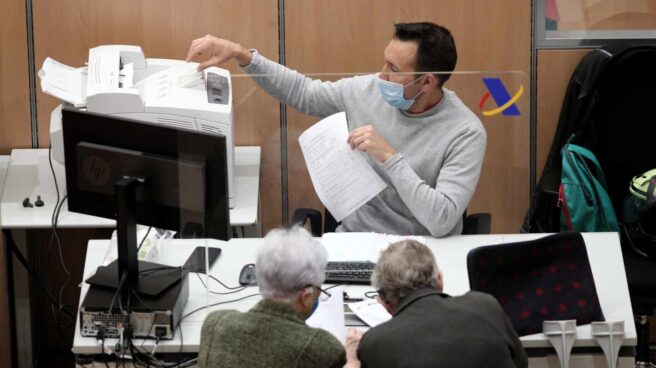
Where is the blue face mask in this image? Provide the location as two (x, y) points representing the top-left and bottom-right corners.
(309, 297), (319, 317)
(377, 76), (423, 110)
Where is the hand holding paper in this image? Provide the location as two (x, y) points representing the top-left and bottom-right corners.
(298, 112), (387, 221)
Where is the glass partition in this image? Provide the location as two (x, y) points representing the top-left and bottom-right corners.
(193, 68), (529, 327)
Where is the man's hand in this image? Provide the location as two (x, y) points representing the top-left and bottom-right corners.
(344, 327), (363, 368)
(347, 125), (397, 162)
(185, 35), (252, 71)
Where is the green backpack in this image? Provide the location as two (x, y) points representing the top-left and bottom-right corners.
(558, 141), (619, 232)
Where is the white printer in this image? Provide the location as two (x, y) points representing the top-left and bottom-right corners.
(41, 45), (236, 207)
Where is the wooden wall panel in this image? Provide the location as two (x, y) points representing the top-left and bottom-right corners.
(536, 49), (588, 177)
(0, 0), (31, 366)
(0, 0), (32, 153)
(32, 0), (281, 233)
(285, 0), (531, 233)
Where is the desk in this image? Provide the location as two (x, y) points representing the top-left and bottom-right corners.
(73, 233), (636, 367)
(0, 147), (260, 368)
(0, 147), (261, 233)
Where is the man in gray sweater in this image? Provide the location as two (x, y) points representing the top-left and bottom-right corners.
(187, 22), (487, 237)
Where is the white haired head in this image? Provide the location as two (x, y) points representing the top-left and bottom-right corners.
(372, 240), (441, 306)
(256, 226), (328, 302)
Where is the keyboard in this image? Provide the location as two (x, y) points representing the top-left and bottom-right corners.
(325, 261), (375, 285)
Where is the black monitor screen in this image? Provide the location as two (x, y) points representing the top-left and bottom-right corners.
(62, 108), (230, 241)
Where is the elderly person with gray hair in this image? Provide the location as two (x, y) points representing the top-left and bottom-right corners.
(350, 240), (527, 368)
(198, 226), (359, 368)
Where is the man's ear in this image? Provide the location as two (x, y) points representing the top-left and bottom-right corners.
(421, 73), (439, 91)
(377, 296), (395, 315)
(437, 270), (444, 292)
(300, 287), (315, 308)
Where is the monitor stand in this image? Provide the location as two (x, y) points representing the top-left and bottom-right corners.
(85, 177), (183, 298)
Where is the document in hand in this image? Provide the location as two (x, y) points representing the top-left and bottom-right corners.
(306, 286), (346, 342)
(348, 299), (392, 327)
(298, 112), (387, 221)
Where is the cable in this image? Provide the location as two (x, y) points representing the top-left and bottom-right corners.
(46, 142), (74, 331)
(196, 273), (246, 295)
(137, 227), (152, 252)
(107, 271), (128, 315)
(180, 292), (260, 321)
(48, 144), (60, 225)
(325, 283), (344, 291)
(2, 229), (75, 320)
(207, 274), (249, 291)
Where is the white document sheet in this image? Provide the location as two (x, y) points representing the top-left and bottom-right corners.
(298, 112), (386, 221)
(321, 232), (427, 262)
(38, 57), (87, 107)
(348, 299), (392, 327)
(306, 286), (347, 343)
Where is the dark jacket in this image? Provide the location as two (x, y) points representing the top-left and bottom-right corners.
(522, 48), (612, 233)
(198, 299), (346, 368)
(357, 288), (528, 368)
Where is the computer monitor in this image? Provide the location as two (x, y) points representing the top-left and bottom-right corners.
(62, 108), (230, 295)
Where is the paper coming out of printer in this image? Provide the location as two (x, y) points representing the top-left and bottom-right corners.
(38, 57), (206, 107)
(38, 57), (88, 107)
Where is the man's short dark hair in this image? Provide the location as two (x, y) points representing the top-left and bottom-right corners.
(393, 22), (457, 87)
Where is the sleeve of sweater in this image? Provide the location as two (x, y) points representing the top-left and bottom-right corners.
(198, 310), (232, 368)
(241, 50), (348, 117)
(380, 125), (487, 237)
(298, 330), (347, 368)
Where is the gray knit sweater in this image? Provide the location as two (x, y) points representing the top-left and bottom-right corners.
(243, 50), (487, 237)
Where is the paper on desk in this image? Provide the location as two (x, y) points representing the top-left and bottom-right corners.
(306, 286), (346, 343)
(321, 232), (427, 262)
(348, 299), (392, 327)
(38, 57), (87, 107)
(298, 112), (386, 221)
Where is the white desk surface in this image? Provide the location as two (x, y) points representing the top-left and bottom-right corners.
(72, 232), (636, 355)
(0, 147), (260, 229)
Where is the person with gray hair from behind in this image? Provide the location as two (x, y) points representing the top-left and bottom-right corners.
(198, 226), (361, 368)
(348, 240), (528, 368)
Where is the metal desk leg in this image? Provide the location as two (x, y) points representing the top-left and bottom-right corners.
(3, 229), (19, 368)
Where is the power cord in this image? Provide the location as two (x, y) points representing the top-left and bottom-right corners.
(195, 273), (247, 295)
(1, 229), (76, 323)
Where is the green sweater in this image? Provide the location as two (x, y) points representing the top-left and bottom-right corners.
(198, 299), (346, 368)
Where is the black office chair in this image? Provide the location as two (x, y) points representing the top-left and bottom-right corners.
(291, 208), (491, 236)
(467, 232), (605, 336)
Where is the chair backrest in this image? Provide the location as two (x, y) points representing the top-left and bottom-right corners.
(293, 208), (492, 235)
(467, 232), (605, 336)
(325, 209), (491, 235)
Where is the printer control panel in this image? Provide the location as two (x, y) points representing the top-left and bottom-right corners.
(206, 72), (230, 105)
